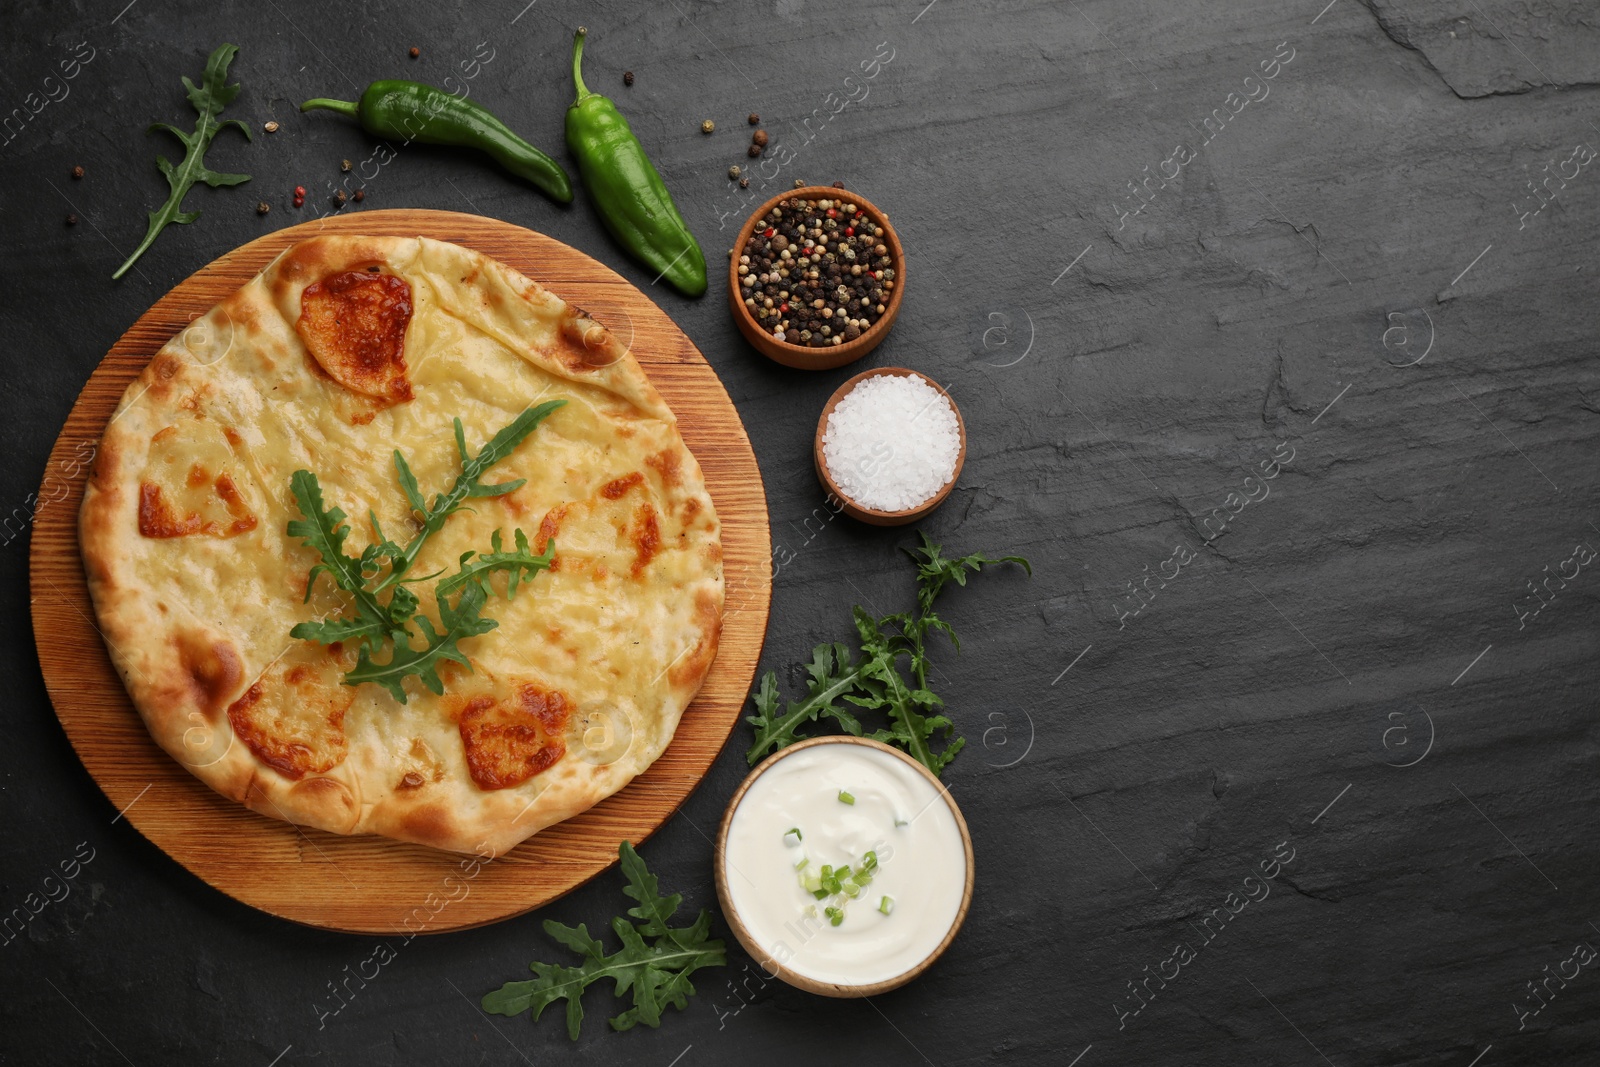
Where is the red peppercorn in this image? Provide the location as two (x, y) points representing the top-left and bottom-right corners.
(764, 227), (775, 237)
(779, 302), (789, 312)
(294, 185), (306, 197)
(827, 208), (837, 218)
(845, 227), (854, 236)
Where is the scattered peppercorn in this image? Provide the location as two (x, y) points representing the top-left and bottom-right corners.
(747, 143), (762, 157)
(728, 165), (742, 180)
(341, 159), (352, 172)
(739, 177), (749, 188)
(264, 120), (280, 133)
(748, 112), (760, 125)
(409, 46), (420, 58)
(65, 213), (77, 226)
(833, 180), (846, 188)
(701, 119), (715, 134)
(353, 188), (365, 201)
(70, 164), (85, 179)
(256, 201), (270, 215)
(333, 189), (347, 205)
(739, 196), (896, 349)
(752, 129), (768, 148)
(794, 179), (805, 188)
(294, 185), (306, 197)
(623, 70), (635, 86)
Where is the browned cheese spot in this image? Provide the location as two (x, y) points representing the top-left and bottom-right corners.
(456, 684), (570, 791)
(296, 270), (415, 402)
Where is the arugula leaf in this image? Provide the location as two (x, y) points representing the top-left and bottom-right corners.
(744, 643), (867, 766)
(743, 534), (1028, 775)
(343, 583), (498, 703)
(287, 403), (566, 701)
(481, 841), (725, 1040)
(372, 401), (565, 593)
(902, 530), (1031, 652)
(852, 607), (965, 776)
(436, 529), (555, 599)
(113, 44), (251, 280)
(286, 470), (402, 651)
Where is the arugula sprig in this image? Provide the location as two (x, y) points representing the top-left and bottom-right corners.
(377, 403), (564, 594)
(743, 644), (867, 761)
(113, 44), (251, 280)
(436, 528), (555, 599)
(744, 532), (1030, 775)
(482, 841), (725, 1040)
(288, 401), (566, 702)
(342, 581), (499, 701)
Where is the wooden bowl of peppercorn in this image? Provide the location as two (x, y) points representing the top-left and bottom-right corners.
(728, 185), (905, 371)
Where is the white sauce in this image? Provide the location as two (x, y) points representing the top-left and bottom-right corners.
(723, 744), (966, 987)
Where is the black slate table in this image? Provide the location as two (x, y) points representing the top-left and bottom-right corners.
(3, 1), (1597, 1064)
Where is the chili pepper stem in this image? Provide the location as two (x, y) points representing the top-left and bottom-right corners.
(300, 97), (360, 117)
(571, 27), (596, 105)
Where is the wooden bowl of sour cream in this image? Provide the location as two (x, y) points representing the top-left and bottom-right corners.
(714, 736), (975, 997)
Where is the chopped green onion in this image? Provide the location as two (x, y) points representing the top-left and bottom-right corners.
(879, 895), (893, 915)
(843, 880), (863, 899)
(862, 850), (878, 870)
(783, 827), (803, 846)
(836, 865), (853, 880)
(812, 888), (829, 900)
(794, 857), (809, 871)
(804, 904), (818, 919)
(820, 864), (833, 879)
(854, 871), (872, 886)
(838, 790), (855, 805)
(824, 906), (844, 927)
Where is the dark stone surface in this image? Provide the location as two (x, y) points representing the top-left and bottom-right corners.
(2, 1), (1597, 1064)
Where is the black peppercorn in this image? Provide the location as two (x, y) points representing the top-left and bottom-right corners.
(624, 70), (635, 86)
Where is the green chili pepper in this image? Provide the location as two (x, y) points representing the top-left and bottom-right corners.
(300, 82), (572, 204)
(565, 27), (707, 297)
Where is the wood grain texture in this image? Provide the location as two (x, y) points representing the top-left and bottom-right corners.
(28, 209), (771, 934)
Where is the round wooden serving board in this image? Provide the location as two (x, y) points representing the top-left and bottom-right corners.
(29, 210), (771, 934)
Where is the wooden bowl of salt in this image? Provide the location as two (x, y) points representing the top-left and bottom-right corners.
(813, 367), (965, 526)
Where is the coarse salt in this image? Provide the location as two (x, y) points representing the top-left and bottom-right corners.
(821, 373), (960, 512)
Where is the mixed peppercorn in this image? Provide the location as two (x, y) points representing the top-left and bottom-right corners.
(738, 196), (896, 348)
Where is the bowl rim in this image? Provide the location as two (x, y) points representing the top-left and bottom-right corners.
(712, 735), (976, 998)
(814, 367), (967, 523)
(728, 185), (905, 370)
